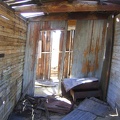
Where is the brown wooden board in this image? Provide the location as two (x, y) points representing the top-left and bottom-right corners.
(14, 2), (120, 13)
(0, 3), (27, 120)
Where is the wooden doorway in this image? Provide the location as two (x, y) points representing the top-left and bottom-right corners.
(36, 30), (74, 81)
(36, 30), (62, 80)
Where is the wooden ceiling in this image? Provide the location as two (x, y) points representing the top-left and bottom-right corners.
(2, 0), (120, 14)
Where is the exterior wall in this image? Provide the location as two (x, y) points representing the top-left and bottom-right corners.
(107, 14), (120, 110)
(0, 4), (27, 120)
(71, 20), (107, 79)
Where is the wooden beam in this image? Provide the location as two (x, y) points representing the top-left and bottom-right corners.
(29, 12), (111, 21)
(68, 12), (110, 19)
(9, 1), (35, 7)
(29, 13), (68, 21)
(100, 15), (115, 101)
(14, 2), (120, 13)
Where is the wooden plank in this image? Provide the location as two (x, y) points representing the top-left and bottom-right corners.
(69, 30), (74, 76)
(45, 31), (50, 79)
(14, 2), (120, 13)
(29, 12), (109, 22)
(23, 22), (40, 96)
(58, 23), (67, 94)
(64, 31), (70, 78)
(0, 18), (27, 32)
(0, 3), (27, 120)
(0, 4), (27, 26)
(71, 90), (101, 101)
(42, 31), (46, 79)
(0, 2), (26, 24)
(62, 109), (97, 120)
(78, 98), (111, 117)
(107, 14), (120, 108)
(71, 20), (107, 79)
(101, 15), (115, 101)
(0, 26), (26, 37)
(0, 30), (26, 40)
(58, 32), (64, 79)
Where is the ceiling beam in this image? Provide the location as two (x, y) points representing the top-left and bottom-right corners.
(28, 12), (112, 21)
(14, 2), (120, 13)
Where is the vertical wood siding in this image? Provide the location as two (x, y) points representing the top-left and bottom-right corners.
(107, 14), (120, 109)
(71, 20), (107, 79)
(0, 4), (27, 120)
(23, 22), (40, 96)
(36, 21), (67, 79)
(64, 30), (74, 78)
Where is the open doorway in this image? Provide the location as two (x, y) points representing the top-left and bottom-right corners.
(36, 30), (74, 80)
(35, 21), (76, 96)
(51, 30), (61, 79)
(36, 30), (61, 81)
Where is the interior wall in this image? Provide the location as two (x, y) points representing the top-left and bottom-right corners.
(0, 4), (27, 120)
(23, 22), (40, 96)
(71, 20), (107, 80)
(23, 20), (67, 95)
(107, 14), (120, 110)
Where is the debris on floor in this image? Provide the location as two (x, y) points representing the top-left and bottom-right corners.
(46, 96), (72, 114)
(8, 95), (72, 120)
(62, 97), (119, 120)
(78, 97), (111, 117)
(62, 77), (101, 101)
(63, 77), (98, 92)
(8, 95), (120, 120)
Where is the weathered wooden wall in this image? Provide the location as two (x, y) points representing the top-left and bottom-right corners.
(36, 21), (67, 80)
(23, 22), (40, 96)
(63, 30), (74, 78)
(107, 14), (120, 109)
(71, 20), (107, 79)
(0, 4), (27, 120)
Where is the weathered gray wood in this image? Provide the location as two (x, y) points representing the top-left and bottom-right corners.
(62, 109), (97, 120)
(58, 22), (68, 95)
(23, 22), (40, 96)
(107, 14), (120, 109)
(78, 98), (111, 117)
(71, 19), (107, 79)
(101, 15), (115, 101)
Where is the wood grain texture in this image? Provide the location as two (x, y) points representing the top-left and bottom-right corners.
(0, 4), (27, 120)
(71, 20), (107, 79)
(23, 22), (40, 96)
(14, 2), (120, 13)
(107, 14), (120, 109)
